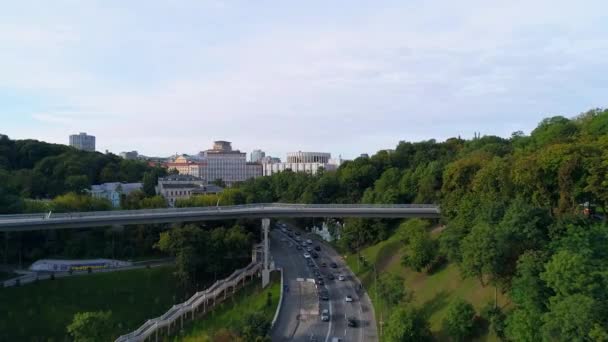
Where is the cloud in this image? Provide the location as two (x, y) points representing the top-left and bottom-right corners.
(1, 0), (607, 158)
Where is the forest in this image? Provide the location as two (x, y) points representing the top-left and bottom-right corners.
(2, 108), (608, 340)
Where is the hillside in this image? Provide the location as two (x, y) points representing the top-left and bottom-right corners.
(345, 229), (508, 341)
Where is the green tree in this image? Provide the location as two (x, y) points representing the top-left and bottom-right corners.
(384, 306), (432, 342)
(443, 299), (476, 341)
(66, 310), (113, 342)
(460, 223), (499, 285)
(401, 229), (437, 272)
(241, 311), (271, 342)
(542, 294), (598, 342)
(377, 273), (409, 307)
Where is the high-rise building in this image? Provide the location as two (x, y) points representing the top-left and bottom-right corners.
(250, 149), (266, 163)
(197, 141), (262, 186)
(69, 132), (96, 152)
(119, 151), (139, 160)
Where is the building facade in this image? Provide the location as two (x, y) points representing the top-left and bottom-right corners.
(198, 141), (260, 186)
(156, 174), (222, 206)
(262, 151), (339, 176)
(119, 151), (139, 160)
(166, 155), (207, 180)
(69, 132), (95, 152)
(250, 149), (266, 163)
(89, 182), (142, 207)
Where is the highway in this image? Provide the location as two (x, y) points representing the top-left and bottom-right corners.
(0, 203), (440, 232)
(271, 223), (377, 342)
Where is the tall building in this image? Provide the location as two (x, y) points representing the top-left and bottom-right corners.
(250, 149), (266, 163)
(262, 151), (340, 176)
(198, 141), (262, 186)
(166, 155), (207, 180)
(69, 132), (95, 152)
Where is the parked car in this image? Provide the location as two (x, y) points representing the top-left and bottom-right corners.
(314, 246), (321, 251)
(303, 253), (311, 258)
(345, 295), (353, 302)
(306, 239), (313, 244)
(338, 274), (345, 281)
(296, 245), (302, 250)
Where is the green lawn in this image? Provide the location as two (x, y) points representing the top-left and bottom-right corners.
(346, 233), (508, 341)
(0, 266), (183, 341)
(174, 271), (281, 342)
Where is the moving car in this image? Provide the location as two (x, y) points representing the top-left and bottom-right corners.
(330, 262), (338, 268)
(321, 309), (330, 321)
(347, 316), (357, 327)
(314, 246), (321, 251)
(321, 262), (327, 267)
(296, 245), (302, 250)
(303, 252), (311, 258)
(306, 247), (312, 252)
(327, 274), (335, 280)
(338, 274), (345, 281)
(319, 291), (329, 301)
(311, 252), (319, 258)
(345, 295), (353, 302)
(306, 239), (312, 244)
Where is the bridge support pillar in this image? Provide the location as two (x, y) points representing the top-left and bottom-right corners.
(261, 218), (270, 288)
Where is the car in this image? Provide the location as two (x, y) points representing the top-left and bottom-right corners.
(345, 295), (353, 302)
(321, 309), (330, 321)
(321, 262), (327, 267)
(319, 292), (329, 301)
(317, 279), (325, 285)
(314, 246), (321, 251)
(295, 232), (301, 236)
(347, 317), (357, 327)
(302, 242), (307, 247)
(287, 232), (293, 237)
(295, 236), (301, 241)
(311, 252), (319, 258)
(296, 245), (302, 250)
(338, 274), (345, 281)
(303, 253), (311, 258)
(327, 274), (335, 280)
(306, 239), (312, 244)
(306, 247), (312, 252)
(330, 262), (337, 268)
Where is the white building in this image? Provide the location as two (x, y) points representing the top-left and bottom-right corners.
(119, 151), (139, 160)
(90, 182), (142, 207)
(262, 151), (340, 176)
(69, 132), (96, 152)
(198, 141), (262, 186)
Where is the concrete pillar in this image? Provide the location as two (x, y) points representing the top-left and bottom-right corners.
(262, 218), (271, 287)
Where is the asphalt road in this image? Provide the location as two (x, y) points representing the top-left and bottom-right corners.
(271, 223), (378, 342)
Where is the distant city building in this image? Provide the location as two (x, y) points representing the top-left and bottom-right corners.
(166, 155), (207, 180)
(119, 151), (139, 160)
(156, 174), (223, 206)
(198, 141), (261, 186)
(360, 153), (369, 158)
(246, 162), (263, 179)
(250, 149), (266, 163)
(69, 132), (95, 152)
(262, 151), (340, 176)
(89, 182), (142, 207)
(260, 156), (281, 164)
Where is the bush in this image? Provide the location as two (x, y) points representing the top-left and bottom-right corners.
(443, 299), (476, 341)
(481, 303), (506, 339)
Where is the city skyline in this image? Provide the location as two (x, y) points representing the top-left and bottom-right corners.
(1, 1), (608, 159)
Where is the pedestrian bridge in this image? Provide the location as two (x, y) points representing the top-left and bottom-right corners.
(0, 203), (440, 232)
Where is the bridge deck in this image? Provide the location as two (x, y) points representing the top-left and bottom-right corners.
(0, 203), (440, 232)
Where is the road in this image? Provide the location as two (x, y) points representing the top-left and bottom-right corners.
(271, 223), (378, 342)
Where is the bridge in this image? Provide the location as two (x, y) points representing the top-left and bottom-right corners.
(0, 203), (440, 232)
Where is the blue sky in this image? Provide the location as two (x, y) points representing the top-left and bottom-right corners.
(1, 0), (607, 159)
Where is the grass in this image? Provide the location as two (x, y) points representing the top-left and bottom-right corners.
(0, 266), (183, 341)
(345, 232), (508, 341)
(175, 271), (282, 342)
(0, 271), (17, 281)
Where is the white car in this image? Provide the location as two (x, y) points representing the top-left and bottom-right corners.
(338, 275), (345, 281)
(306, 239), (313, 244)
(321, 309), (330, 321)
(304, 253), (311, 258)
(345, 295), (353, 302)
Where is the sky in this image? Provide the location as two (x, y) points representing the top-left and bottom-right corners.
(1, 1), (607, 159)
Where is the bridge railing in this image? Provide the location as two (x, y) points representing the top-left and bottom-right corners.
(0, 203), (439, 222)
(115, 260), (262, 342)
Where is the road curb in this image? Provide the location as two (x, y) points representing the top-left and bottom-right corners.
(271, 267), (284, 329)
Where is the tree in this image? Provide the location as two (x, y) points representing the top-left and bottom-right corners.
(542, 294), (599, 342)
(459, 223), (499, 285)
(241, 311), (271, 342)
(540, 250), (597, 298)
(66, 310), (113, 342)
(142, 171), (156, 197)
(384, 306), (432, 342)
(401, 229), (437, 272)
(377, 273), (409, 307)
(443, 299), (476, 341)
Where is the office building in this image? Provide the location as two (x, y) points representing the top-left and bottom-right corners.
(166, 155), (207, 180)
(69, 132), (96, 152)
(262, 151), (340, 176)
(250, 149), (266, 163)
(156, 174), (223, 206)
(119, 151), (139, 160)
(89, 182), (142, 208)
(198, 141), (261, 186)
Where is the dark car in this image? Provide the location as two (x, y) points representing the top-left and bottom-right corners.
(295, 231), (301, 236)
(317, 279), (325, 285)
(311, 252), (319, 258)
(319, 292), (329, 301)
(327, 274), (335, 280)
(314, 246), (321, 251)
(296, 245), (302, 250)
(321, 262), (327, 267)
(347, 317), (357, 327)
(330, 262), (338, 268)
